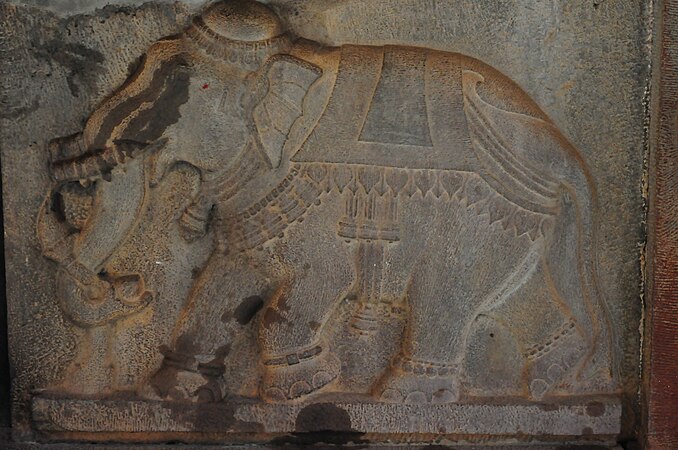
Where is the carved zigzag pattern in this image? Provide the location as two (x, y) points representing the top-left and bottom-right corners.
(226, 163), (552, 251)
(227, 165), (322, 250)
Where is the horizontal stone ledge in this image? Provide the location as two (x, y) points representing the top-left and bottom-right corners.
(31, 394), (621, 444)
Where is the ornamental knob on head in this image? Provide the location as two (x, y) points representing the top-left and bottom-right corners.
(188, 0), (290, 69)
(202, 0), (284, 43)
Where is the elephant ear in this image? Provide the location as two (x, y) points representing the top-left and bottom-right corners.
(253, 55), (322, 168)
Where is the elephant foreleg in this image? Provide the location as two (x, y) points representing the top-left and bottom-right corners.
(147, 251), (270, 402)
(257, 217), (354, 402)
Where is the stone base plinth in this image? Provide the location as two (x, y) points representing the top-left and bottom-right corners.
(31, 394), (621, 446)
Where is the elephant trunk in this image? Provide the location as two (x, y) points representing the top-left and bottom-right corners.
(37, 196), (152, 327)
(57, 264), (152, 328)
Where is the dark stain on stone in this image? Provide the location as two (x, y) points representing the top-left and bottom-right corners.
(33, 39), (105, 97)
(231, 295), (264, 325)
(50, 190), (67, 223)
(539, 403), (559, 412)
(586, 401), (605, 417)
(92, 55), (190, 150)
(262, 306), (289, 329)
(191, 266), (201, 279)
(150, 336), (199, 398)
(150, 358), (186, 399)
(269, 403), (368, 447)
(195, 344), (231, 402)
(295, 403), (353, 433)
(582, 426), (594, 435)
(159, 398), (264, 434)
(121, 62), (190, 144)
(193, 401), (264, 434)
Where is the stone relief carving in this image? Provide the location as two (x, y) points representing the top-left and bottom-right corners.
(35, 0), (618, 414)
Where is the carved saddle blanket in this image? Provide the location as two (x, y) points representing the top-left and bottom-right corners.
(225, 45), (559, 252)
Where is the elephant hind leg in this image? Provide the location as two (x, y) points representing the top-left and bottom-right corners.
(474, 259), (590, 400)
(541, 193), (616, 393)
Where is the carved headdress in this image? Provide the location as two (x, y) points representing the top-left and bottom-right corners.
(186, 0), (291, 70)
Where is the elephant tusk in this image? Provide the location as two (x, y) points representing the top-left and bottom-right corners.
(49, 138), (168, 183)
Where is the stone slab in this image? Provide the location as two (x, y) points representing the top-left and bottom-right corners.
(1, 0), (649, 446)
(31, 395), (620, 445)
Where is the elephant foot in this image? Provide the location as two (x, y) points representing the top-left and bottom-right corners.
(145, 351), (225, 403)
(376, 356), (460, 404)
(525, 320), (588, 401)
(261, 345), (340, 402)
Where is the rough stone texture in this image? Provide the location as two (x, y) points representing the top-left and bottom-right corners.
(0, 0), (649, 446)
(10, 0), (204, 16)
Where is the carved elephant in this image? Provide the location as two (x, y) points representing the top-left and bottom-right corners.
(42, 0), (617, 403)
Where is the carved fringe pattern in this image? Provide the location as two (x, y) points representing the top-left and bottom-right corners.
(226, 163), (553, 252)
(524, 319), (577, 361)
(185, 18), (291, 70)
(316, 163), (553, 241)
(393, 355), (459, 378)
(226, 164), (312, 251)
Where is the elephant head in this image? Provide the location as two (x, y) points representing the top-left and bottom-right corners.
(40, 0), (324, 315)
(54, 0), (321, 245)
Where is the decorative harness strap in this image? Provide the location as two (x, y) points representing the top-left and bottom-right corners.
(223, 162), (553, 253)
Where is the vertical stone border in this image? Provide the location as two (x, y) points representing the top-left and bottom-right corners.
(646, 0), (678, 448)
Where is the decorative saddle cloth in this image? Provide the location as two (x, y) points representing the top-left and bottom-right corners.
(292, 45), (476, 171)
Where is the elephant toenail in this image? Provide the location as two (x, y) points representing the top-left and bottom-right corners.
(432, 388), (458, 403)
(263, 387), (287, 402)
(547, 363), (565, 382)
(530, 379), (549, 400)
(312, 370), (335, 389)
(379, 388), (404, 403)
(289, 380), (313, 398)
(404, 391), (428, 404)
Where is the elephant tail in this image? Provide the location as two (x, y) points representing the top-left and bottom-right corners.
(556, 165), (618, 385)
(461, 70), (617, 386)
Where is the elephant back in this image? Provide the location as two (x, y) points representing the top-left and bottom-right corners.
(291, 45), (549, 174)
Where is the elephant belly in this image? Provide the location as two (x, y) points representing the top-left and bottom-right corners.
(221, 161), (551, 281)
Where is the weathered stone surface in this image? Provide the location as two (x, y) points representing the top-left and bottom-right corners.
(1, 0), (649, 446)
(30, 395), (622, 444)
